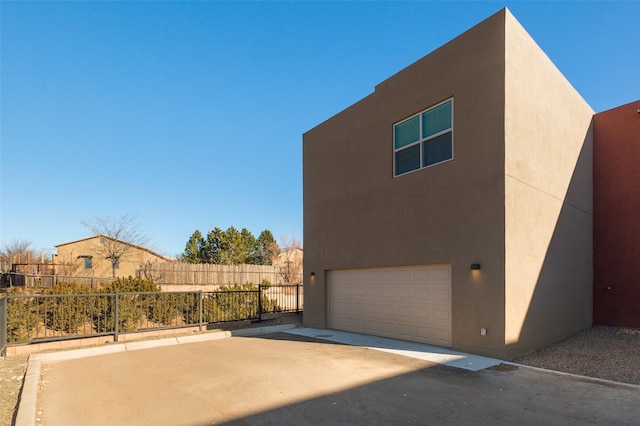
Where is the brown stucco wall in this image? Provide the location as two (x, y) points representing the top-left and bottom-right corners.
(593, 100), (640, 327)
(303, 8), (595, 360)
(502, 11), (594, 358)
(304, 10), (508, 358)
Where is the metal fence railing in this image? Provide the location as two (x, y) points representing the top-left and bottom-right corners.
(1, 273), (115, 290)
(0, 295), (7, 357)
(1, 284), (302, 352)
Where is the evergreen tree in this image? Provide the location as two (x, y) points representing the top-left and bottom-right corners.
(240, 228), (257, 264)
(219, 226), (246, 265)
(252, 230), (279, 265)
(181, 226), (278, 265)
(182, 230), (204, 264)
(203, 228), (223, 264)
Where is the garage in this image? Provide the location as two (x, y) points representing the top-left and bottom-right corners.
(328, 265), (452, 347)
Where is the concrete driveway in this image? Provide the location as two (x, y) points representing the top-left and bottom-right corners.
(26, 329), (640, 425)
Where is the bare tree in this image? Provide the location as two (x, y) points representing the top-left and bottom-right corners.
(277, 234), (303, 284)
(82, 215), (149, 278)
(0, 239), (41, 272)
(138, 260), (166, 282)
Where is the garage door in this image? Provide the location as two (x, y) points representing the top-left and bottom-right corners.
(328, 265), (451, 347)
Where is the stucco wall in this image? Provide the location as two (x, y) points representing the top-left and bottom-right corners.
(56, 236), (166, 279)
(593, 100), (640, 327)
(304, 10), (508, 358)
(304, 8), (596, 360)
(503, 11), (594, 358)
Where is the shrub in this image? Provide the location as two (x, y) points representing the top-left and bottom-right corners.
(147, 292), (181, 326)
(200, 283), (280, 323)
(97, 277), (152, 332)
(6, 297), (37, 342)
(179, 292), (200, 324)
(4, 277), (284, 341)
(42, 282), (93, 333)
(97, 277), (175, 331)
(103, 276), (160, 293)
(200, 284), (252, 323)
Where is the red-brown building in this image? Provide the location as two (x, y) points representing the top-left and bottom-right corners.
(593, 100), (640, 327)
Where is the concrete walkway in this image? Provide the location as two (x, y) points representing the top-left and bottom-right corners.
(286, 328), (501, 371)
(16, 325), (640, 425)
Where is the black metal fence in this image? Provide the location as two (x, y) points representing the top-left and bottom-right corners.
(1, 284), (302, 352)
(1, 273), (115, 290)
(0, 296), (7, 357)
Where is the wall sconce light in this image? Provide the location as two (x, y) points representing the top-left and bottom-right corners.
(470, 263), (481, 271)
(310, 272), (315, 277)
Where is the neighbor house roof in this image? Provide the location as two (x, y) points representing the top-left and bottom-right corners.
(55, 235), (170, 261)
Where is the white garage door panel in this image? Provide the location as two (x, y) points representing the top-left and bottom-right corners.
(329, 265), (452, 347)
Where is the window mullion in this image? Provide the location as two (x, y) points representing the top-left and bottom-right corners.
(419, 114), (424, 167)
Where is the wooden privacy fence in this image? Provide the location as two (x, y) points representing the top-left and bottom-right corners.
(140, 263), (287, 285)
(1, 263), (296, 290)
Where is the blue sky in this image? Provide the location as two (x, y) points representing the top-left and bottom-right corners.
(1, 1), (638, 257)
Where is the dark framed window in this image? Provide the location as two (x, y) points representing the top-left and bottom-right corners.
(393, 99), (453, 177)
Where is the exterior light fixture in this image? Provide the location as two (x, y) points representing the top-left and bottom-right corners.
(310, 272), (315, 277)
(470, 263), (481, 270)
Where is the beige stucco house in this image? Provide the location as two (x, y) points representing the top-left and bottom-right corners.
(55, 235), (169, 279)
(303, 8), (593, 360)
(273, 247), (304, 284)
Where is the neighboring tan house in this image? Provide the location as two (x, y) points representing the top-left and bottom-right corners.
(593, 100), (640, 327)
(303, 8), (595, 360)
(55, 235), (169, 279)
(273, 247), (303, 284)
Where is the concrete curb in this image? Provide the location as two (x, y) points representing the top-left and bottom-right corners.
(14, 323), (299, 426)
(502, 361), (640, 390)
(14, 357), (40, 426)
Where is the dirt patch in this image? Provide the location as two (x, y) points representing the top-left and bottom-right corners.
(0, 355), (29, 426)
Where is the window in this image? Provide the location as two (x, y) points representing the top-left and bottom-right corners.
(84, 257), (92, 269)
(394, 99), (453, 176)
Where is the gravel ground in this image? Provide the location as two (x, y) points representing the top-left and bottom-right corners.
(514, 326), (640, 385)
(1, 322), (638, 425)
